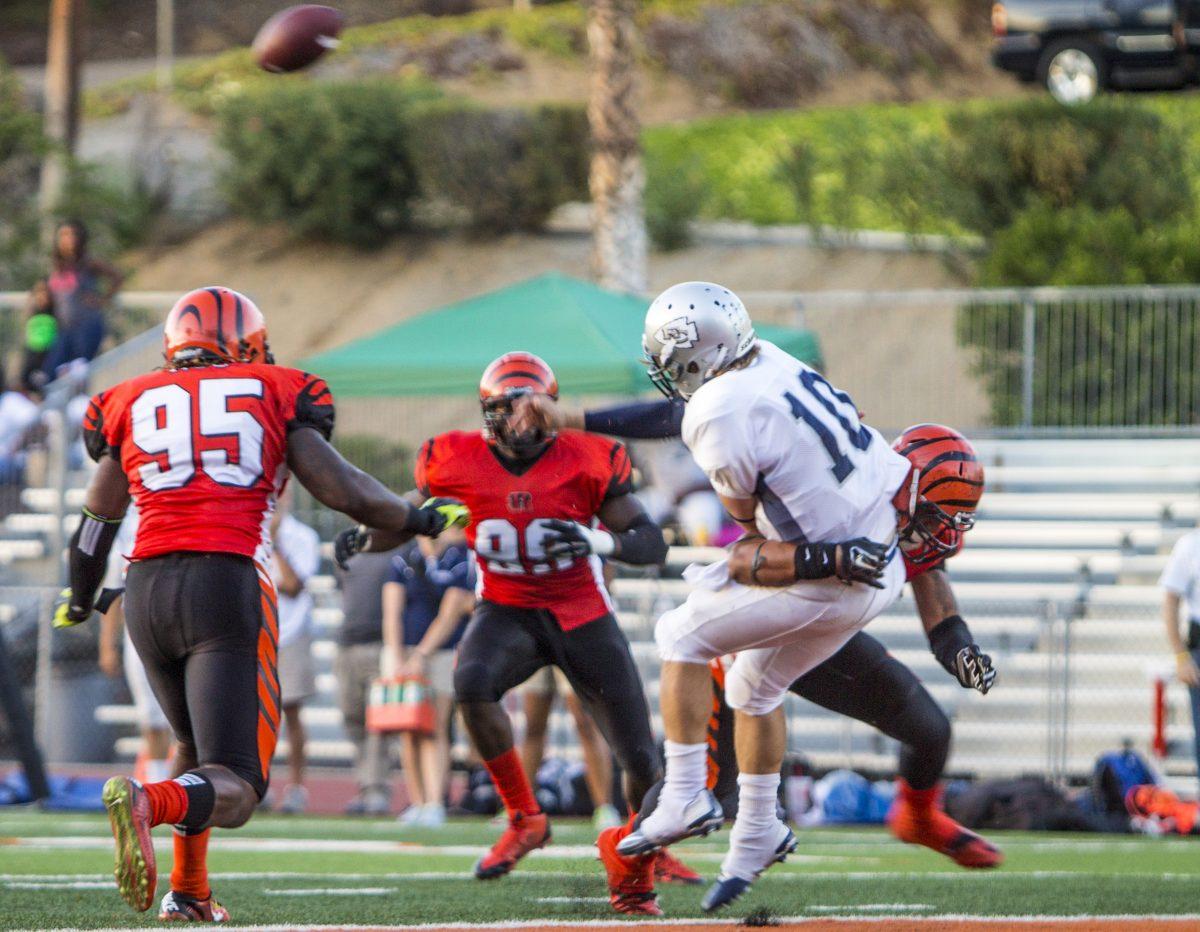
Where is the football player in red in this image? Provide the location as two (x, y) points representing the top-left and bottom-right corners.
(53, 286), (466, 921)
(514, 395), (1005, 891)
(336, 352), (676, 915)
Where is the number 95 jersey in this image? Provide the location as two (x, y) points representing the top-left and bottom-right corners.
(415, 429), (633, 631)
(83, 363), (334, 563)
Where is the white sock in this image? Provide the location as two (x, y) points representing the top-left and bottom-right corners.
(722, 772), (784, 881)
(657, 740), (708, 810)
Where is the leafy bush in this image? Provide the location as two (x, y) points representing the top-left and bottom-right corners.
(0, 62), (47, 291)
(645, 156), (704, 251)
(408, 102), (588, 232)
(216, 80), (440, 245)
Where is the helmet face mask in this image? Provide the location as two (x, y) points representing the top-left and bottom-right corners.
(481, 388), (549, 458)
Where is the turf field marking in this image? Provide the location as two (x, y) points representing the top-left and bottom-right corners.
(1, 880), (112, 889)
(535, 897), (610, 904)
(263, 887), (396, 896)
(807, 903), (935, 912)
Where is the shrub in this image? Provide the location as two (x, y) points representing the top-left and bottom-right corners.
(216, 79), (441, 245)
(645, 156), (704, 251)
(407, 102), (588, 232)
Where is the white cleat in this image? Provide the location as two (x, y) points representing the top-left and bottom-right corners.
(702, 819), (797, 912)
(616, 789), (724, 857)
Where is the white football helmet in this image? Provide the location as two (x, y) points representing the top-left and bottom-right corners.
(642, 281), (756, 400)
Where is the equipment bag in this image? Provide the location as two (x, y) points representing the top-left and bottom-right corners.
(1091, 749), (1158, 815)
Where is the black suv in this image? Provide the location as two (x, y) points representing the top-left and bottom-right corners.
(992, 0), (1200, 103)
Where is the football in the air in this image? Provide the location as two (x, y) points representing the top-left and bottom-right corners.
(252, 5), (344, 73)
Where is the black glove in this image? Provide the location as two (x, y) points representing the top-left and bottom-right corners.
(541, 519), (614, 561)
(834, 538), (890, 588)
(929, 615), (997, 694)
(409, 497), (470, 537)
(334, 525), (370, 570)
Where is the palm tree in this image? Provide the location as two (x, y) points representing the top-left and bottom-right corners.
(586, 0), (647, 295)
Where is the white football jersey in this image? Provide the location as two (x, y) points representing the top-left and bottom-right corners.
(681, 341), (912, 544)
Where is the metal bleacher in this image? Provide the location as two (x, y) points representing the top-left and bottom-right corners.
(4, 436), (1199, 784)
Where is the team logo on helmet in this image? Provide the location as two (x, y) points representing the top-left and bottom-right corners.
(655, 317), (699, 350)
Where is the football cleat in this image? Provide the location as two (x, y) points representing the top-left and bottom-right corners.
(597, 826), (662, 916)
(888, 791), (1003, 869)
(701, 822), (797, 912)
(102, 776), (157, 912)
(474, 811), (550, 880)
(616, 789), (723, 857)
(654, 848), (703, 885)
(158, 889), (230, 922)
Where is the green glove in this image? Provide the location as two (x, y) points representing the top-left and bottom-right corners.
(421, 497), (470, 535)
(52, 588), (90, 628)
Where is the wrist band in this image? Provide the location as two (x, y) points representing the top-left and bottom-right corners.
(749, 540), (769, 584)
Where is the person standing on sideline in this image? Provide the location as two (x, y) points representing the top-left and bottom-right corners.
(46, 219), (124, 372)
(1160, 528), (1200, 790)
(270, 496), (321, 814)
(383, 530), (475, 828)
(335, 551), (396, 815)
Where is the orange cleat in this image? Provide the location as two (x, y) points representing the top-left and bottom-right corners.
(474, 811), (551, 880)
(102, 776), (158, 912)
(888, 781), (1003, 869)
(597, 826), (663, 915)
(655, 847), (703, 885)
(1126, 785), (1198, 835)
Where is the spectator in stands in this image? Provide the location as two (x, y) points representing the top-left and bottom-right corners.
(20, 279), (58, 392)
(45, 219), (124, 374)
(520, 668), (621, 830)
(98, 505), (173, 784)
(270, 495), (321, 814)
(383, 531), (474, 828)
(1160, 529), (1200, 789)
(0, 365), (42, 487)
(335, 551), (396, 816)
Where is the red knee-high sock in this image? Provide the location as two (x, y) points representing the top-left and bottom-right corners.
(170, 829), (211, 900)
(897, 778), (940, 813)
(143, 780), (189, 827)
(484, 748), (540, 818)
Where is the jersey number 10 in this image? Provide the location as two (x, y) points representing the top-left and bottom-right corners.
(782, 369), (872, 484)
(132, 379), (266, 491)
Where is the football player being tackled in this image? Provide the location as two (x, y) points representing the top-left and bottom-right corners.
(54, 287), (467, 921)
(510, 282), (1001, 911)
(336, 352), (691, 915)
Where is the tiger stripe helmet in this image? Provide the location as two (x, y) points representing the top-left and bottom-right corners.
(892, 423), (985, 565)
(479, 351), (558, 456)
(163, 286), (271, 368)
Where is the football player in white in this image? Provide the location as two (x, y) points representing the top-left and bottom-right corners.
(527, 281), (920, 908)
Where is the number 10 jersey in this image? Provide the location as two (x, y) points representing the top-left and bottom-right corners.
(83, 362), (334, 563)
(415, 429), (633, 630)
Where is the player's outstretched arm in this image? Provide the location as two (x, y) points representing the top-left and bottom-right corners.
(511, 393), (684, 441)
(541, 494), (668, 567)
(912, 568), (996, 694)
(288, 429), (463, 540)
(55, 457), (131, 627)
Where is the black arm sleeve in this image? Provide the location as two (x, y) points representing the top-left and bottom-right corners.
(584, 399), (685, 440)
(612, 512), (669, 567)
(67, 509), (123, 616)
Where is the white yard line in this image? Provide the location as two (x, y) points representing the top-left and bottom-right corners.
(262, 888), (396, 896)
(807, 903), (935, 912)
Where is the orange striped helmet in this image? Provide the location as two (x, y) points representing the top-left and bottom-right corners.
(479, 351), (558, 456)
(892, 424), (985, 565)
(163, 286), (271, 368)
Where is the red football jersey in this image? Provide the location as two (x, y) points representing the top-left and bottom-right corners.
(83, 362), (334, 563)
(416, 429), (633, 630)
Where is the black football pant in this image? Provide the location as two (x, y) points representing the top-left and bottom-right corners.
(638, 630), (951, 822)
(454, 600), (662, 809)
(123, 552), (281, 799)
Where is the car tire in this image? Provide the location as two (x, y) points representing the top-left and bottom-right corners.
(1037, 39), (1105, 105)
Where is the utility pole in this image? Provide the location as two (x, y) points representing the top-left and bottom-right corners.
(40, 0), (85, 218)
(157, 0), (175, 94)
(586, 0), (646, 295)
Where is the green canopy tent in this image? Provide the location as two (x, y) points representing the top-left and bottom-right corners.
(300, 272), (822, 398)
